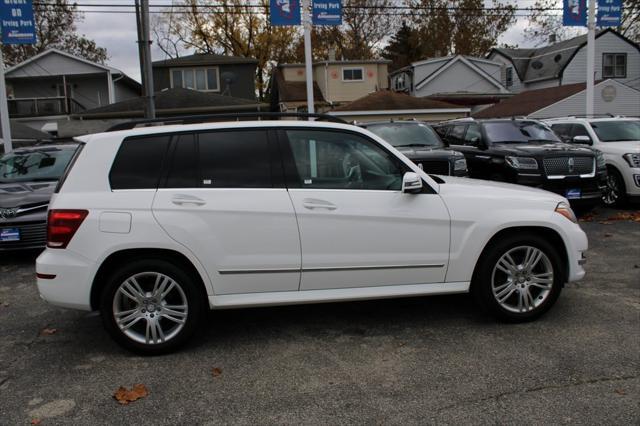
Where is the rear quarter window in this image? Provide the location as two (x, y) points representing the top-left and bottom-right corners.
(109, 135), (171, 190)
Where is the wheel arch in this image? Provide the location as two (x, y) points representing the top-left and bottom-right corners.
(470, 226), (569, 289)
(90, 248), (210, 311)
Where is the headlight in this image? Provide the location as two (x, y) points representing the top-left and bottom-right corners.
(505, 156), (539, 170)
(595, 150), (606, 169)
(454, 157), (467, 171)
(623, 153), (640, 168)
(555, 201), (577, 223)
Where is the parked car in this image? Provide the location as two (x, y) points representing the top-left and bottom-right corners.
(545, 116), (640, 207)
(358, 121), (468, 176)
(0, 143), (79, 250)
(435, 118), (607, 209)
(36, 119), (588, 354)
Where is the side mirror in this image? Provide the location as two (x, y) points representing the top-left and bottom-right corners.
(572, 135), (592, 145)
(402, 172), (422, 194)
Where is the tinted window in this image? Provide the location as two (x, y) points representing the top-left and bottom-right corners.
(464, 124), (482, 145)
(198, 130), (272, 188)
(366, 123), (444, 148)
(571, 124), (591, 140)
(0, 147), (76, 183)
(166, 134), (198, 188)
(449, 125), (467, 144)
(285, 130), (404, 191)
(590, 120), (640, 142)
(483, 121), (560, 144)
(110, 136), (170, 189)
(550, 123), (572, 142)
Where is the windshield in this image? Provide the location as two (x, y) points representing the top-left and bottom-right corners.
(366, 123), (444, 148)
(0, 148), (76, 183)
(591, 120), (640, 142)
(484, 121), (561, 144)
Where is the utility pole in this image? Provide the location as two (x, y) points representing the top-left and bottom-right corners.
(303, 0), (315, 114)
(586, 0), (596, 116)
(0, 48), (12, 153)
(135, 0), (156, 119)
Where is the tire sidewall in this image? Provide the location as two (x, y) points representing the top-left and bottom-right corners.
(473, 234), (564, 322)
(603, 167), (626, 207)
(99, 258), (204, 355)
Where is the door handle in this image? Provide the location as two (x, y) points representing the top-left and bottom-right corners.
(171, 194), (206, 206)
(302, 198), (337, 210)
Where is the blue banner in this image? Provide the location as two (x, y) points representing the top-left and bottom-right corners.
(597, 0), (622, 27)
(270, 0), (301, 26)
(312, 0), (342, 26)
(563, 0), (587, 27)
(0, 0), (36, 44)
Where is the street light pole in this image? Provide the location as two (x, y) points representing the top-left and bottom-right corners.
(303, 0), (315, 114)
(0, 48), (12, 153)
(136, 0), (156, 119)
(586, 0), (596, 116)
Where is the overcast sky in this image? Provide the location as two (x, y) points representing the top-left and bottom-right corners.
(74, 2), (553, 83)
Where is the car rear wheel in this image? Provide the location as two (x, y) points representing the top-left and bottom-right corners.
(473, 234), (563, 322)
(100, 259), (204, 355)
(602, 167), (626, 207)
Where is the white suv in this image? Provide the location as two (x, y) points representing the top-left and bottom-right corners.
(546, 117), (640, 206)
(36, 120), (588, 354)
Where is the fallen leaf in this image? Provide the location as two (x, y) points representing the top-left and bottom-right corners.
(604, 233), (613, 238)
(31, 419), (42, 425)
(614, 389), (626, 395)
(579, 213), (596, 222)
(598, 221), (613, 225)
(40, 328), (57, 336)
(605, 212), (640, 222)
(211, 367), (222, 377)
(113, 384), (149, 405)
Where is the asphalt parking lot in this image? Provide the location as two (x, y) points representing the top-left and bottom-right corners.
(0, 208), (638, 425)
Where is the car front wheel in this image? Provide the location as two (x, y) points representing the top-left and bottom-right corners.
(100, 259), (204, 355)
(602, 167), (626, 207)
(473, 234), (563, 322)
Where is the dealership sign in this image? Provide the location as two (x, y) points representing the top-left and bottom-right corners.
(0, 0), (36, 44)
(563, 0), (587, 27)
(270, 0), (301, 26)
(312, 0), (341, 26)
(597, 0), (622, 27)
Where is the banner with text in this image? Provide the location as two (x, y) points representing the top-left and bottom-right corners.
(0, 0), (36, 44)
(270, 0), (301, 26)
(312, 0), (342, 26)
(597, 0), (622, 27)
(563, 0), (587, 27)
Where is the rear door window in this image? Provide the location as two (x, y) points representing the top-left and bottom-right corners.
(197, 129), (273, 188)
(110, 135), (171, 190)
(449, 125), (467, 145)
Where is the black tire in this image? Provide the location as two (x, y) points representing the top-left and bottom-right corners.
(99, 258), (205, 355)
(472, 233), (564, 322)
(602, 167), (627, 208)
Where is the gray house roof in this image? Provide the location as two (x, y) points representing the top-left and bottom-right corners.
(153, 53), (258, 68)
(489, 29), (640, 84)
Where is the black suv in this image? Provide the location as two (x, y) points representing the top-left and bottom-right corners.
(360, 121), (468, 176)
(0, 143), (79, 250)
(435, 118), (607, 207)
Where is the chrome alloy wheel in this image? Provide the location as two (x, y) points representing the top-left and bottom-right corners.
(112, 272), (188, 345)
(602, 173), (621, 206)
(491, 246), (554, 314)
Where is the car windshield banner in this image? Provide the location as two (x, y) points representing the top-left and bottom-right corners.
(312, 0), (342, 26)
(597, 0), (622, 27)
(563, 0), (587, 27)
(0, 0), (36, 44)
(270, 0), (301, 26)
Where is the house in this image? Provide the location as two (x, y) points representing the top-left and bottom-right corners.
(152, 53), (258, 100)
(60, 88), (268, 137)
(269, 68), (328, 112)
(4, 48), (140, 133)
(473, 79), (640, 119)
(271, 58), (391, 111)
(328, 90), (470, 123)
(488, 29), (640, 93)
(389, 55), (512, 113)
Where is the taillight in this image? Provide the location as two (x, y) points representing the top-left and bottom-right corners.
(47, 209), (88, 249)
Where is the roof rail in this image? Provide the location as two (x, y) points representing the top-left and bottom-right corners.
(105, 112), (348, 132)
(544, 114), (620, 120)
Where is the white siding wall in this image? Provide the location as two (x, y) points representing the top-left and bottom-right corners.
(414, 60), (502, 97)
(488, 53), (524, 93)
(563, 31), (640, 90)
(411, 59), (450, 95)
(7, 53), (106, 77)
(530, 80), (640, 118)
(472, 60), (503, 84)
(524, 79), (559, 91)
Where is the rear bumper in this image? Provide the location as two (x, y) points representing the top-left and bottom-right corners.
(36, 248), (95, 311)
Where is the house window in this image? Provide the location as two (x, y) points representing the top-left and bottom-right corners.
(505, 67), (513, 87)
(394, 74), (406, 91)
(342, 68), (364, 81)
(171, 67), (220, 91)
(602, 53), (626, 78)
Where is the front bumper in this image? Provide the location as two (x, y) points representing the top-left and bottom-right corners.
(36, 248), (95, 311)
(514, 171), (606, 205)
(0, 221), (47, 251)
